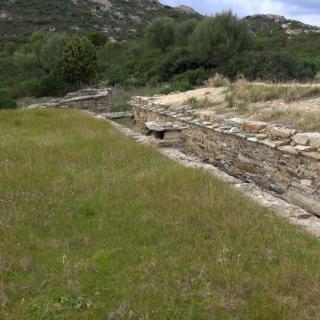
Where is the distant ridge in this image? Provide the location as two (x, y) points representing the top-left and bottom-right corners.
(243, 14), (320, 36)
(0, 0), (198, 45)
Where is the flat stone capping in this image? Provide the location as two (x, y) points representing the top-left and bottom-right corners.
(145, 121), (188, 132)
(103, 111), (133, 120)
(130, 96), (320, 216)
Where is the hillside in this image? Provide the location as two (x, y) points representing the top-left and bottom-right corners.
(0, 0), (198, 46)
(243, 14), (320, 36)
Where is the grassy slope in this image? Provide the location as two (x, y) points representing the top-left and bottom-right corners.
(0, 109), (320, 319)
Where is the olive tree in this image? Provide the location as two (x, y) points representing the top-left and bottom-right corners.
(40, 33), (69, 73)
(189, 11), (251, 68)
(144, 18), (175, 53)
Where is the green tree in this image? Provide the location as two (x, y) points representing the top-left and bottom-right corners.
(60, 36), (97, 85)
(40, 33), (69, 73)
(13, 51), (39, 73)
(227, 50), (316, 81)
(189, 11), (251, 67)
(86, 32), (108, 48)
(144, 18), (175, 53)
(175, 18), (198, 47)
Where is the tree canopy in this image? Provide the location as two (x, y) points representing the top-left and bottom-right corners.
(144, 18), (175, 53)
(189, 11), (251, 67)
(60, 36), (97, 85)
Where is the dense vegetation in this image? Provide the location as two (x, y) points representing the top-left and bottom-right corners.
(1, 109), (320, 319)
(0, 10), (319, 108)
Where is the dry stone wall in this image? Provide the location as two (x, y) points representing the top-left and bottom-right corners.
(131, 96), (320, 216)
(27, 88), (113, 113)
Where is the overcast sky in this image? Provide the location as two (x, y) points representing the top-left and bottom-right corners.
(161, 0), (320, 26)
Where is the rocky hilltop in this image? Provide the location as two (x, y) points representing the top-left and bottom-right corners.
(243, 14), (320, 36)
(0, 0), (198, 45)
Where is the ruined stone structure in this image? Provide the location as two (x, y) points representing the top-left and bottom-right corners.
(27, 88), (113, 113)
(131, 96), (320, 216)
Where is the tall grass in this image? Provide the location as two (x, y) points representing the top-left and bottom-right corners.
(230, 78), (320, 103)
(1, 109), (320, 319)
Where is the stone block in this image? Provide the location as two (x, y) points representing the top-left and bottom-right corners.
(225, 118), (244, 127)
(267, 125), (296, 138)
(164, 131), (181, 140)
(295, 145), (318, 153)
(278, 146), (299, 155)
(285, 190), (320, 216)
(292, 132), (320, 147)
(198, 111), (215, 122)
(242, 121), (267, 133)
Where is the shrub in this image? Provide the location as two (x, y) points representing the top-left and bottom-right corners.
(0, 90), (17, 109)
(60, 36), (97, 85)
(86, 32), (108, 48)
(187, 96), (212, 109)
(40, 33), (69, 73)
(160, 86), (173, 94)
(149, 47), (199, 82)
(31, 73), (74, 97)
(172, 80), (192, 92)
(227, 51), (316, 82)
(206, 73), (230, 87)
(175, 18), (198, 47)
(189, 11), (251, 68)
(144, 18), (175, 53)
(172, 68), (210, 86)
(225, 93), (235, 108)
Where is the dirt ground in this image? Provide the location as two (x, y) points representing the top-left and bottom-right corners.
(153, 86), (320, 132)
(154, 87), (226, 106)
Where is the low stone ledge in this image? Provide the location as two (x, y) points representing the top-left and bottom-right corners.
(103, 111), (133, 120)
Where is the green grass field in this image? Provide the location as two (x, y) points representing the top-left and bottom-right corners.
(1, 109), (320, 319)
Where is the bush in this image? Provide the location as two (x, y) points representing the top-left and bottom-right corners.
(0, 90), (17, 109)
(175, 18), (198, 46)
(148, 47), (199, 82)
(227, 51), (316, 82)
(206, 73), (230, 87)
(40, 33), (69, 73)
(172, 68), (210, 86)
(160, 86), (173, 94)
(172, 80), (192, 92)
(144, 18), (176, 53)
(31, 73), (74, 97)
(61, 36), (97, 85)
(86, 32), (108, 48)
(189, 11), (251, 68)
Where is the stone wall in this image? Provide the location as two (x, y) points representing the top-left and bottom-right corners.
(27, 88), (113, 113)
(56, 89), (113, 113)
(131, 97), (320, 216)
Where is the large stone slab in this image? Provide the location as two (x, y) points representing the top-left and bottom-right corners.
(145, 121), (187, 132)
(242, 121), (267, 133)
(285, 190), (320, 216)
(267, 125), (296, 138)
(292, 132), (320, 147)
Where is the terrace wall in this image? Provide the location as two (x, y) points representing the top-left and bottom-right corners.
(132, 98), (320, 216)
